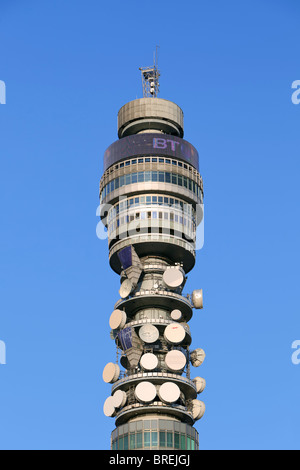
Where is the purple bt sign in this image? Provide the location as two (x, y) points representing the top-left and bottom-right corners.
(103, 133), (199, 171)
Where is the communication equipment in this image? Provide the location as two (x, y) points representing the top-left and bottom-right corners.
(190, 348), (206, 367)
(117, 327), (143, 368)
(192, 377), (206, 394)
(165, 350), (187, 371)
(139, 324), (159, 343)
(119, 279), (134, 299)
(109, 309), (127, 330)
(158, 382), (180, 404)
(112, 390), (127, 408)
(170, 309), (183, 321)
(120, 355), (129, 370)
(191, 399), (205, 420)
(192, 289), (203, 309)
(103, 396), (116, 417)
(162, 266), (185, 290)
(102, 362), (120, 383)
(117, 246), (133, 269)
(164, 323), (185, 345)
(140, 353), (158, 371)
(118, 245), (143, 288)
(134, 381), (157, 403)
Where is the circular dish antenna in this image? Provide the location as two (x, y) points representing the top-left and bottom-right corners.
(112, 390), (127, 409)
(134, 381), (157, 403)
(192, 377), (206, 394)
(120, 355), (129, 370)
(139, 324), (159, 344)
(140, 353), (158, 371)
(163, 267), (185, 289)
(119, 279), (133, 299)
(191, 399), (205, 420)
(192, 289), (203, 309)
(190, 348), (206, 367)
(103, 396), (116, 417)
(102, 362), (120, 383)
(164, 323), (185, 345)
(170, 309), (183, 321)
(158, 382), (181, 404)
(109, 309), (127, 330)
(165, 350), (187, 372)
(109, 330), (117, 340)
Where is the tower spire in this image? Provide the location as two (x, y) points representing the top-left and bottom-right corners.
(139, 47), (160, 98)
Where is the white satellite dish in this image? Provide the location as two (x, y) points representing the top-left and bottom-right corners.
(103, 396), (116, 417)
(170, 309), (183, 321)
(165, 350), (187, 372)
(119, 279), (133, 299)
(140, 353), (158, 371)
(162, 267), (185, 289)
(102, 362), (120, 384)
(109, 309), (127, 330)
(158, 382), (180, 404)
(112, 390), (127, 409)
(139, 324), (159, 344)
(192, 289), (203, 309)
(164, 323), (185, 345)
(191, 399), (205, 420)
(192, 377), (206, 394)
(134, 381), (157, 403)
(190, 348), (206, 367)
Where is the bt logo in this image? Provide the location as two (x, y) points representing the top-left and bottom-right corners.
(153, 137), (180, 152)
(291, 81), (300, 105)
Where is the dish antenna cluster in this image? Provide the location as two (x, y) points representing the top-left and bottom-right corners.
(99, 60), (206, 450)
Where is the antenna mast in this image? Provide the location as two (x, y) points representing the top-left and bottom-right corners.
(139, 46), (160, 98)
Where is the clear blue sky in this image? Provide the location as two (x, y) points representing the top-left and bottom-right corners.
(0, 0), (300, 450)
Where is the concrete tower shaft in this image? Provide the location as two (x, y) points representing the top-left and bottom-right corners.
(100, 95), (205, 451)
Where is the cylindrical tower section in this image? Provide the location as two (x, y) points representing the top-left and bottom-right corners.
(118, 98), (184, 138)
(100, 95), (205, 451)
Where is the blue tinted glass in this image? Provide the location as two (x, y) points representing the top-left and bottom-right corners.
(152, 171), (158, 182)
(159, 172), (164, 182)
(159, 432), (165, 447)
(144, 432), (150, 447)
(152, 432), (158, 446)
(138, 172), (144, 182)
(130, 434), (135, 449)
(136, 432), (142, 449)
(167, 432), (173, 448)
